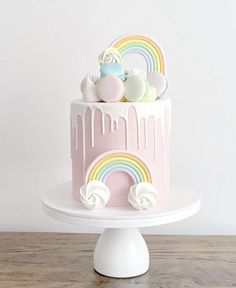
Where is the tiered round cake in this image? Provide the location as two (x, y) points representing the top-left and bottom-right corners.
(71, 34), (170, 210)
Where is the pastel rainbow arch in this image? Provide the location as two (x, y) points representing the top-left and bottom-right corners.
(110, 34), (165, 74)
(86, 152), (152, 184)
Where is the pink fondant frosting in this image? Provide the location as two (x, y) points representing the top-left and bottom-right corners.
(71, 99), (171, 208)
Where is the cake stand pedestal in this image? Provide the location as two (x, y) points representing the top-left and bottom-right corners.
(41, 182), (201, 278)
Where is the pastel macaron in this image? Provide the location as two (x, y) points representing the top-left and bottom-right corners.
(147, 71), (168, 98)
(124, 75), (149, 102)
(100, 63), (126, 81)
(142, 86), (157, 102)
(97, 75), (125, 103)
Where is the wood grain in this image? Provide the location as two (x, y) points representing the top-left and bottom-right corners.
(0, 233), (235, 288)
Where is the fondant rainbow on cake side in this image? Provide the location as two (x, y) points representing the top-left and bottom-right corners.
(86, 152), (152, 184)
(72, 34), (170, 210)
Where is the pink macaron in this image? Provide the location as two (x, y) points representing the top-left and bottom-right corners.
(97, 75), (125, 103)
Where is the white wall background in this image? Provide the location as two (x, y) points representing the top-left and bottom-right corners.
(0, 0), (235, 234)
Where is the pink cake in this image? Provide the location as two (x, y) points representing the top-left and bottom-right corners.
(71, 34), (170, 210)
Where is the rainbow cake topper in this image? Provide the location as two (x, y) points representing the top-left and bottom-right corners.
(81, 34), (168, 103)
(86, 152), (152, 184)
(110, 34), (165, 74)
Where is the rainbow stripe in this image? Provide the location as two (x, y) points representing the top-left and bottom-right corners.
(110, 34), (165, 74)
(86, 152), (152, 184)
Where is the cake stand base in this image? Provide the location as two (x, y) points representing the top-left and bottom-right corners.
(94, 228), (149, 278)
(42, 182), (201, 278)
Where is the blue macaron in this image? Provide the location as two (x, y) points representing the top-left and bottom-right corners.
(100, 63), (126, 81)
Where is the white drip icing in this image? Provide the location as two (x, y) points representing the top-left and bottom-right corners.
(71, 99), (171, 136)
(70, 118), (72, 158)
(154, 119), (157, 160)
(91, 109), (95, 147)
(167, 102), (172, 137)
(101, 113), (105, 134)
(115, 119), (119, 130)
(70, 119), (75, 158)
(110, 119), (114, 133)
(125, 118), (129, 149)
(137, 119), (141, 149)
(163, 106), (170, 192)
(75, 126), (78, 150)
(163, 124), (166, 193)
(144, 118), (148, 148)
(82, 116), (86, 180)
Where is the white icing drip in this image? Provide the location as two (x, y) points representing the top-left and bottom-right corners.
(167, 102), (172, 137)
(154, 119), (157, 160)
(125, 118), (129, 149)
(144, 118), (148, 148)
(163, 105), (171, 191)
(82, 116), (86, 181)
(110, 119), (114, 132)
(91, 109), (95, 147)
(75, 125), (78, 150)
(115, 119), (119, 130)
(70, 118), (74, 158)
(137, 119), (140, 149)
(160, 108), (166, 140)
(162, 121), (166, 192)
(71, 99), (171, 133)
(101, 113), (105, 134)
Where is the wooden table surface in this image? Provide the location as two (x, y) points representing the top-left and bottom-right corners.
(0, 233), (235, 288)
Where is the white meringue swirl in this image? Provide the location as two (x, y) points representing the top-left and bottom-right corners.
(80, 180), (110, 210)
(80, 74), (100, 102)
(128, 182), (158, 210)
(99, 47), (121, 65)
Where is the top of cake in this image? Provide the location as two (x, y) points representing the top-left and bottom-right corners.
(80, 34), (168, 103)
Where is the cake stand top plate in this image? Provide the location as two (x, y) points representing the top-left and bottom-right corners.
(42, 182), (201, 228)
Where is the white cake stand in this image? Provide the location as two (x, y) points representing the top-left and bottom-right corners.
(41, 182), (201, 278)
